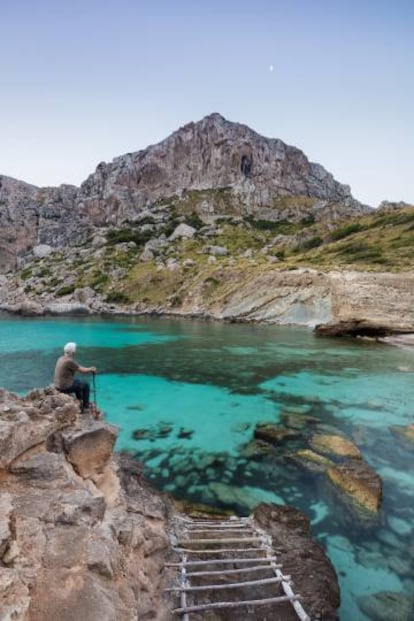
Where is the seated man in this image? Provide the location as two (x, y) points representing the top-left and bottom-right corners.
(54, 342), (97, 412)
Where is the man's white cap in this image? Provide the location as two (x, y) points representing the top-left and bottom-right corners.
(64, 342), (77, 354)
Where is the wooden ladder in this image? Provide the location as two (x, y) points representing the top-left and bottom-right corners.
(165, 515), (310, 620)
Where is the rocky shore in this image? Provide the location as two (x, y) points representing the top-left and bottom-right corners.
(1, 267), (414, 344)
(0, 387), (340, 620)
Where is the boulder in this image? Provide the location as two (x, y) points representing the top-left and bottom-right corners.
(327, 460), (382, 513)
(0, 389), (78, 468)
(309, 433), (362, 459)
(168, 223), (196, 241)
(33, 244), (53, 259)
(292, 448), (334, 472)
(254, 422), (300, 446)
(62, 422), (118, 478)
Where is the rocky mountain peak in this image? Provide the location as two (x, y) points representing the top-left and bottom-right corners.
(0, 114), (372, 271)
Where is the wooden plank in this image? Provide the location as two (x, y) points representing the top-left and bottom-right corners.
(165, 557), (280, 567)
(173, 546), (263, 554)
(188, 528), (255, 535)
(186, 564), (277, 577)
(178, 537), (262, 545)
(172, 594), (300, 614)
(179, 553), (189, 621)
(166, 575), (289, 592)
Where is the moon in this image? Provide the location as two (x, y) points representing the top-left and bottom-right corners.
(269, 65), (274, 72)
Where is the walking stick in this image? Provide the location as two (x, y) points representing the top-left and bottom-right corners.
(92, 371), (97, 408)
(91, 371), (101, 419)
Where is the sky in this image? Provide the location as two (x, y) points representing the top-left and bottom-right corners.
(0, 0), (413, 207)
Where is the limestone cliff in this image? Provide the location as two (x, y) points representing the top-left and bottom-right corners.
(0, 113), (370, 271)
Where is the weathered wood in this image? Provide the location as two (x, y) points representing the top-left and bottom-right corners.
(165, 557), (280, 567)
(263, 540), (311, 621)
(166, 575), (290, 592)
(186, 564), (277, 577)
(178, 537), (262, 545)
(180, 553), (189, 621)
(172, 594), (300, 614)
(187, 528), (255, 535)
(173, 546), (263, 554)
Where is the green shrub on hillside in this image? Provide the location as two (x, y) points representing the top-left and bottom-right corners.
(106, 228), (152, 246)
(329, 223), (364, 241)
(336, 241), (386, 263)
(295, 236), (323, 251)
(105, 290), (130, 304)
(89, 270), (110, 291)
(56, 284), (76, 296)
(245, 217), (301, 235)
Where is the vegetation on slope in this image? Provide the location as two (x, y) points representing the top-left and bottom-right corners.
(9, 200), (414, 307)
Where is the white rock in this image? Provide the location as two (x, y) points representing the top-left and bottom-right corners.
(140, 248), (154, 263)
(209, 245), (228, 256)
(169, 223), (196, 241)
(33, 244), (52, 259)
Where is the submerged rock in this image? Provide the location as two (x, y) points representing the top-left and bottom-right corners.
(291, 448), (334, 472)
(358, 590), (414, 621)
(239, 438), (276, 459)
(327, 460), (382, 513)
(309, 433), (362, 459)
(390, 423), (414, 444)
(254, 422), (300, 446)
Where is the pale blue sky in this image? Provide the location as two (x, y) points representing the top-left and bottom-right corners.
(0, 0), (413, 206)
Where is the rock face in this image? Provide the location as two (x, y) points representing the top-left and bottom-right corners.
(0, 387), (340, 620)
(0, 113), (369, 271)
(0, 387), (171, 621)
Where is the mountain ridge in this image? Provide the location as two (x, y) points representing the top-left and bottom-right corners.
(0, 113), (371, 272)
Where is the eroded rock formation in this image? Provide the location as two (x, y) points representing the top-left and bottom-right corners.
(0, 113), (370, 271)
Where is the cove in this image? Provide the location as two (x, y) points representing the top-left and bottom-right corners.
(1, 314), (413, 621)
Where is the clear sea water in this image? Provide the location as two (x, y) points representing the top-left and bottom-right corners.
(1, 314), (413, 620)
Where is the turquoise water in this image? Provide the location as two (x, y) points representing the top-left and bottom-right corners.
(1, 314), (413, 620)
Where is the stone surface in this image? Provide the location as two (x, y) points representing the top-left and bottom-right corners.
(327, 460), (383, 513)
(62, 422), (118, 478)
(309, 433), (362, 459)
(0, 389), (171, 621)
(292, 448), (334, 472)
(253, 504), (340, 621)
(254, 422), (300, 445)
(358, 590), (414, 621)
(390, 423), (414, 444)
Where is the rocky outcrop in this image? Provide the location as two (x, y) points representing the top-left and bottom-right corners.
(0, 387), (171, 621)
(3, 259), (414, 335)
(253, 504), (340, 620)
(0, 113), (370, 271)
(0, 387), (340, 620)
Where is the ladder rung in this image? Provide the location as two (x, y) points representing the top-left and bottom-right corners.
(165, 557), (280, 567)
(173, 546), (263, 554)
(178, 537), (262, 545)
(166, 575), (290, 592)
(186, 564), (277, 577)
(172, 594), (301, 614)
